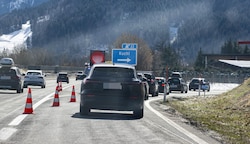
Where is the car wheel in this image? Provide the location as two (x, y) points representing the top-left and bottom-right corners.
(144, 93), (149, 100)
(17, 87), (22, 93)
(151, 91), (155, 97)
(155, 90), (159, 96)
(41, 85), (46, 88)
(133, 108), (143, 119)
(80, 105), (90, 115)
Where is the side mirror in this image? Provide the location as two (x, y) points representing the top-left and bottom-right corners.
(82, 74), (87, 79)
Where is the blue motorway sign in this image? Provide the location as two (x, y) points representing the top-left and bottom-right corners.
(112, 49), (137, 65)
(122, 43), (138, 49)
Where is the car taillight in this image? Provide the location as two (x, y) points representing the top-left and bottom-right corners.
(129, 96), (138, 99)
(83, 79), (102, 89)
(162, 83), (165, 87)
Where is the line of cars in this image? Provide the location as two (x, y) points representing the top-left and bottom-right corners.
(137, 71), (211, 97)
(0, 57), (73, 93)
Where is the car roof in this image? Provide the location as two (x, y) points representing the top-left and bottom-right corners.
(155, 77), (165, 79)
(58, 72), (68, 74)
(0, 57), (15, 66)
(191, 78), (205, 80)
(92, 63), (135, 69)
(27, 70), (42, 73)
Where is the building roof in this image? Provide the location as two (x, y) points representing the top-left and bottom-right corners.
(219, 59), (250, 68)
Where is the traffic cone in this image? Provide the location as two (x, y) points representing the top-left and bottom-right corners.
(23, 88), (33, 114)
(52, 86), (60, 107)
(70, 85), (76, 102)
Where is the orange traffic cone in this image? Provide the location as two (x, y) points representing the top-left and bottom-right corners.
(23, 88), (33, 114)
(52, 86), (60, 107)
(70, 85), (76, 102)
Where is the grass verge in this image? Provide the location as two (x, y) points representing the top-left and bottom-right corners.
(164, 78), (250, 144)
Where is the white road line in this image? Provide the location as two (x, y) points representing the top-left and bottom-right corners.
(0, 127), (17, 141)
(145, 98), (209, 144)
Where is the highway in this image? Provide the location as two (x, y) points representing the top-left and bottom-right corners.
(0, 76), (238, 144)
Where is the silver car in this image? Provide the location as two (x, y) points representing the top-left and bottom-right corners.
(23, 70), (46, 88)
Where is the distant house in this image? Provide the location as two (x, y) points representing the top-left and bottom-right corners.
(202, 54), (250, 71)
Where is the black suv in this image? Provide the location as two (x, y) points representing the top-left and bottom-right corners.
(80, 63), (145, 118)
(57, 72), (69, 83)
(143, 73), (159, 97)
(0, 66), (24, 93)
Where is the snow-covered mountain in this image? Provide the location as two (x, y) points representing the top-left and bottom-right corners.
(0, 0), (49, 15)
(0, 21), (32, 53)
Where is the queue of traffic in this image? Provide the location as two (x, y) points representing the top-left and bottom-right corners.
(0, 57), (211, 119)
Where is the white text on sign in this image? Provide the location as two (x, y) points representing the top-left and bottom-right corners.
(119, 51), (130, 56)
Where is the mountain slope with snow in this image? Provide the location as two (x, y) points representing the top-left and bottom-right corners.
(0, 21), (32, 53)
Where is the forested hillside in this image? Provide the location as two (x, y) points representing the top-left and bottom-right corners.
(0, 0), (250, 64)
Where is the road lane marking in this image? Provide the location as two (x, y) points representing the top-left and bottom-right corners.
(0, 85), (72, 141)
(145, 98), (209, 144)
(0, 127), (17, 141)
(8, 85), (72, 126)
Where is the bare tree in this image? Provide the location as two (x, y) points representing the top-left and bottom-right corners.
(113, 33), (153, 71)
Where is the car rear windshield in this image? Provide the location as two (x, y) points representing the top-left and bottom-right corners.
(27, 72), (41, 75)
(59, 74), (67, 77)
(169, 78), (180, 84)
(144, 74), (154, 79)
(91, 67), (135, 78)
(0, 68), (16, 76)
(192, 79), (200, 83)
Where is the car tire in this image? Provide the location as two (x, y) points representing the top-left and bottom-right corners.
(151, 91), (155, 97)
(155, 90), (159, 96)
(133, 108), (143, 119)
(144, 93), (149, 100)
(80, 105), (90, 115)
(17, 87), (22, 93)
(41, 85), (46, 88)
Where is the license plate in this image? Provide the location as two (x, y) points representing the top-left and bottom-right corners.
(201, 85), (209, 90)
(103, 83), (121, 89)
(0, 76), (11, 80)
(170, 85), (177, 88)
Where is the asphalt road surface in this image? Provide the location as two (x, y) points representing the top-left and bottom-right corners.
(0, 77), (238, 144)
